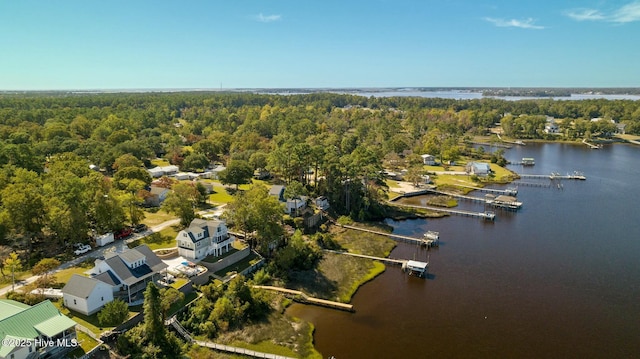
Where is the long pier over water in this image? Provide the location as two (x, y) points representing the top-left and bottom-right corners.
(387, 201), (496, 220)
(338, 224), (439, 246)
(519, 172), (586, 180)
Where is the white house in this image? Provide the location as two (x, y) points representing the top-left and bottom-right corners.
(466, 162), (491, 175)
(269, 185), (307, 216)
(0, 300), (77, 359)
(176, 218), (233, 261)
(315, 196), (330, 211)
(62, 275), (114, 316)
(147, 165), (179, 178)
(209, 165), (227, 180)
(421, 154), (436, 165)
(544, 117), (560, 134)
(286, 196), (308, 216)
(89, 245), (167, 304)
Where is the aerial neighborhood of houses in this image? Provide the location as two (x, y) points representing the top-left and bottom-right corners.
(0, 156), (339, 358)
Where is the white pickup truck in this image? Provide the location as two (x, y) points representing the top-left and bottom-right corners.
(73, 244), (92, 256)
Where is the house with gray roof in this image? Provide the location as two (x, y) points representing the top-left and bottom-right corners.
(90, 245), (167, 304)
(62, 275), (114, 316)
(177, 218), (233, 261)
(466, 162), (492, 176)
(0, 299), (77, 359)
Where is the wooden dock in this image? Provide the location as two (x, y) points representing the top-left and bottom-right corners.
(325, 250), (430, 278)
(425, 188), (487, 203)
(167, 317), (297, 359)
(338, 224), (439, 247)
(512, 181), (551, 188)
(582, 138), (603, 149)
(497, 134), (526, 146)
(519, 172), (586, 180)
(253, 285), (354, 312)
(388, 201), (496, 220)
(455, 185), (518, 196)
(324, 249), (407, 266)
(419, 188), (522, 210)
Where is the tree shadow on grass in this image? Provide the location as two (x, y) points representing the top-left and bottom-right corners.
(285, 269), (338, 300)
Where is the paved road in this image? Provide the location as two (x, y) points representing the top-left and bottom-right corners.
(0, 219), (180, 297)
(0, 206), (228, 297)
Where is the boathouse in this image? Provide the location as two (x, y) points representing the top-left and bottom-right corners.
(403, 260), (428, 277)
(522, 158), (535, 166)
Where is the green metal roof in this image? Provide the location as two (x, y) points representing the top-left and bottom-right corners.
(34, 315), (77, 338)
(0, 300), (31, 321)
(0, 299), (76, 355)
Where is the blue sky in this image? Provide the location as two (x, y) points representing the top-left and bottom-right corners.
(1, 0), (639, 89)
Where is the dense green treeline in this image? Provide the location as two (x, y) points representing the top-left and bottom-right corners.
(0, 92), (638, 266)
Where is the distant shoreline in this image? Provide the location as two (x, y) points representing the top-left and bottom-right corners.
(2, 87), (640, 96)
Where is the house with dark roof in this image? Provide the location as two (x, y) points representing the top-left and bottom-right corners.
(0, 299), (77, 359)
(177, 218), (233, 261)
(62, 275), (114, 316)
(89, 245), (167, 304)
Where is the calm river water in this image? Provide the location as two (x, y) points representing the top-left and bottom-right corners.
(288, 143), (640, 358)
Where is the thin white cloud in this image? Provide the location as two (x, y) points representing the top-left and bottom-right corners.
(565, 1), (640, 23)
(565, 9), (605, 21)
(484, 17), (545, 30)
(254, 13), (282, 23)
(611, 1), (640, 23)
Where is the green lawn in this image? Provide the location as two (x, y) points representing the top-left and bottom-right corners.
(150, 158), (171, 167)
(54, 300), (140, 335)
(56, 266), (91, 285)
(385, 180), (402, 189)
(141, 209), (178, 227)
(54, 301), (111, 335)
(214, 252), (261, 277)
(132, 227), (178, 250)
(67, 331), (101, 358)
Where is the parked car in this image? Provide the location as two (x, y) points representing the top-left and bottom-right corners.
(73, 243), (92, 256)
(132, 223), (148, 233)
(114, 228), (133, 240)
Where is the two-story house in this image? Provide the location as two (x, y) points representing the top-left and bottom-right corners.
(88, 245), (167, 304)
(176, 218), (233, 261)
